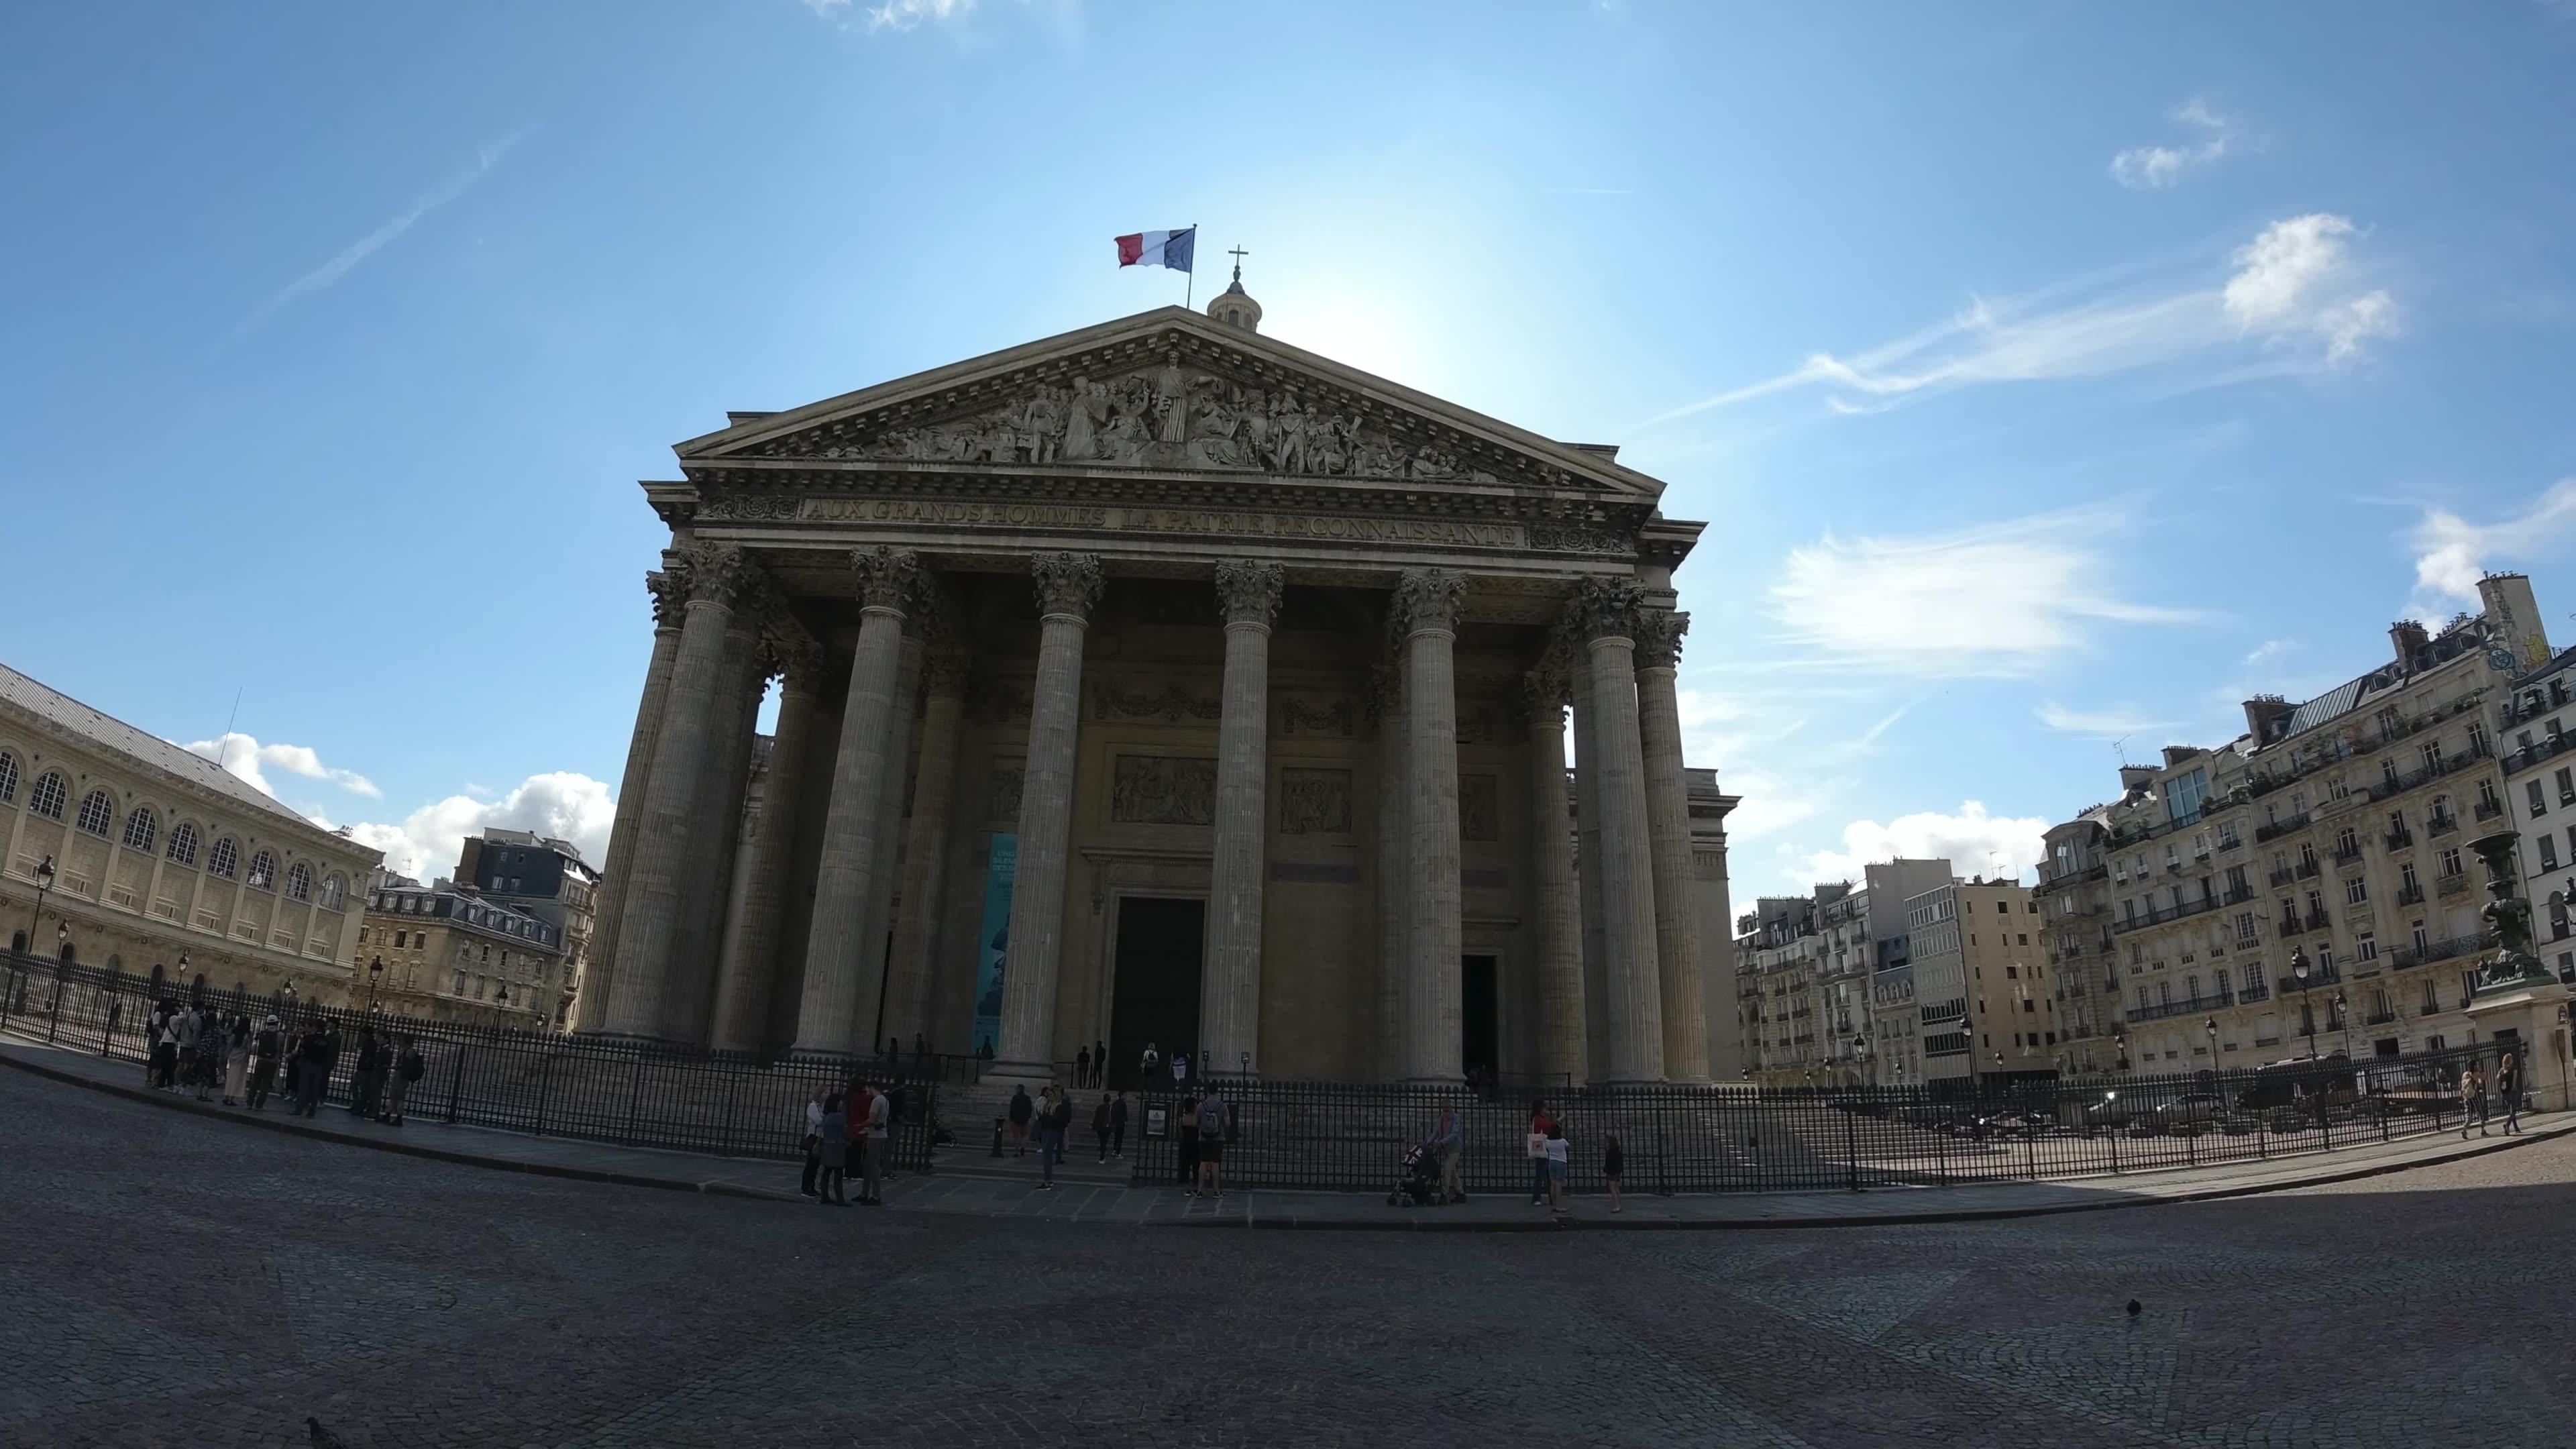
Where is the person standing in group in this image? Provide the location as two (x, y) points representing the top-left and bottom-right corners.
(1075, 1046), (1091, 1091)
(294, 1022), (332, 1116)
(175, 1004), (203, 1099)
(1194, 1089), (1228, 1201)
(814, 1093), (850, 1206)
(248, 1016), (282, 1110)
(859, 1079), (893, 1205)
(1601, 1132), (1625, 1214)
(2461, 1062), (2488, 1138)
(1007, 1083), (1034, 1157)
(800, 1087), (828, 1197)
(2498, 1052), (2524, 1135)
(1092, 1040), (1107, 1088)
(1140, 1041), (1161, 1083)
(1092, 1092), (1113, 1163)
(1032, 1085), (1065, 1191)
(350, 1029), (382, 1120)
(1430, 1106), (1463, 1205)
(1525, 1101), (1557, 1207)
(1176, 1089), (1201, 1189)
(386, 1036), (423, 1126)
(1544, 1122), (1570, 1218)
(223, 1015), (251, 1107)
(1109, 1091), (1130, 1158)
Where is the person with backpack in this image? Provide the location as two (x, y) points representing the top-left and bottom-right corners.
(1193, 1089), (1229, 1201)
(248, 1018), (282, 1109)
(386, 1036), (424, 1126)
(223, 1015), (252, 1106)
(1006, 1083), (1034, 1157)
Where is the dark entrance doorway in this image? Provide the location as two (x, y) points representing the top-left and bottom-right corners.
(1461, 954), (1499, 1081)
(1108, 897), (1205, 1091)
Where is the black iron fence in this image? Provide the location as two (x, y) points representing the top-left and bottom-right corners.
(1129, 1041), (2530, 1195)
(0, 952), (939, 1171)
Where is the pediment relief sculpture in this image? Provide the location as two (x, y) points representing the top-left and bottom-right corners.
(779, 365), (1517, 487)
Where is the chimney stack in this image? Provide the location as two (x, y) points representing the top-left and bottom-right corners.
(2388, 620), (2430, 671)
(2242, 695), (2296, 744)
(2476, 572), (2547, 671)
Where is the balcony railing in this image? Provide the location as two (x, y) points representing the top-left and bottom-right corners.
(2255, 813), (2313, 844)
(2365, 1012), (2398, 1026)
(2294, 860), (2322, 880)
(2502, 733), (2575, 775)
(2475, 799), (2506, 822)
(2396, 884), (2426, 906)
(2108, 895), (2222, 934)
(2267, 868), (2298, 888)
(2126, 990), (2235, 1024)
(2370, 739), (2495, 802)
(2302, 912), (2332, 932)
(2384, 830), (2416, 851)
(2426, 814), (2459, 837)
(2277, 965), (2343, 996)
(2222, 886), (2254, 905)
(2392, 932), (2497, 970)
(2238, 981), (2271, 1004)
(2332, 845), (2365, 866)
(2437, 873), (2471, 899)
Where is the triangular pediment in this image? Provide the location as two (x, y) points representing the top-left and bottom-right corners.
(674, 307), (1662, 499)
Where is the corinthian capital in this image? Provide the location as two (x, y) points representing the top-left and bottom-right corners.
(646, 566), (690, 631)
(682, 542), (752, 607)
(1522, 663), (1571, 717)
(1214, 561), (1285, 629)
(1391, 568), (1465, 637)
(849, 546), (921, 613)
(767, 635), (828, 691)
(1633, 608), (1690, 672)
(1566, 576), (1644, 645)
(1031, 552), (1104, 621)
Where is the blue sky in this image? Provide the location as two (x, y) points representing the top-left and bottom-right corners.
(4, 1), (2573, 897)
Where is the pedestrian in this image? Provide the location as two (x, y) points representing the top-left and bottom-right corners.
(912, 1032), (928, 1065)
(351, 1029), (382, 1120)
(148, 1002), (178, 1089)
(248, 1016), (282, 1110)
(191, 1008), (223, 1102)
(881, 1080), (908, 1180)
(1194, 1088), (1228, 1200)
(1092, 1039), (1107, 1087)
(317, 1020), (343, 1108)
(799, 1087), (826, 1197)
(1140, 1040), (1161, 1082)
(294, 1022), (331, 1116)
(1110, 1091), (1130, 1158)
(814, 1093), (849, 1206)
(1430, 1106), (1464, 1205)
(223, 1014), (251, 1106)
(2499, 1052), (2524, 1135)
(1034, 1085), (1066, 1190)
(1602, 1132), (1625, 1214)
(859, 1079), (892, 1205)
(175, 1004), (203, 1099)
(386, 1036), (423, 1126)
(1172, 1049), (1191, 1085)
(2461, 1062), (2487, 1139)
(1177, 1088), (1201, 1189)
(1076, 1046), (1091, 1091)
(1544, 1122), (1570, 1218)
(1007, 1083), (1034, 1157)
(1093, 1091), (1113, 1163)
(1525, 1100), (1557, 1206)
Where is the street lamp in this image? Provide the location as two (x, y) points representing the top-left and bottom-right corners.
(2292, 947), (2316, 1062)
(366, 956), (384, 1013)
(2113, 1026), (2129, 1072)
(2332, 989), (2353, 1060)
(23, 855), (55, 959)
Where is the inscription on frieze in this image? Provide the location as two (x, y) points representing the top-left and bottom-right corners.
(1094, 683), (1223, 723)
(798, 498), (1533, 550)
(1111, 756), (1217, 826)
(1279, 769), (1354, 836)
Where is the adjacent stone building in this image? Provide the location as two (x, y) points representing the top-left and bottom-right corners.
(0, 664), (375, 1003)
(578, 281), (1736, 1087)
(356, 870), (566, 1028)
(455, 828), (599, 1028)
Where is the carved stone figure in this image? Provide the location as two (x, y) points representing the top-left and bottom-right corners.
(1111, 756), (1218, 826)
(1279, 696), (1356, 737)
(1063, 377), (1106, 461)
(1279, 769), (1354, 835)
(989, 761), (1025, 822)
(1459, 775), (1501, 842)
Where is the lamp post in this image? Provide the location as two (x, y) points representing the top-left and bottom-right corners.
(2113, 1026), (2129, 1073)
(23, 855), (56, 960)
(366, 956), (384, 1014)
(2292, 947), (2315, 1062)
(2331, 989), (2352, 1060)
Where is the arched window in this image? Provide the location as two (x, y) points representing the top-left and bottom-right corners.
(246, 850), (276, 890)
(166, 822), (199, 867)
(207, 837), (239, 879)
(284, 862), (312, 902)
(148, 963), (165, 994)
(75, 789), (114, 836)
(0, 751), (17, 803)
(319, 874), (345, 910)
(29, 771), (66, 820)
(121, 807), (158, 853)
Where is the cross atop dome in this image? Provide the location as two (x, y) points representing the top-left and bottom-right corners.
(1206, 245), (1261, 333)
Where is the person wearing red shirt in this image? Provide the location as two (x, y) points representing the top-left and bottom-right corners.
(1526, 1101), (1556, 1207)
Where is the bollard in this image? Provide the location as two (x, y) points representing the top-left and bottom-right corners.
(990, 1116), (1006, 1158)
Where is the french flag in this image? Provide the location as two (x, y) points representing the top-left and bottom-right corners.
(1114, 227), (1195, 273)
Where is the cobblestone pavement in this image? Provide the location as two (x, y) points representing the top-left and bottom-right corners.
(6, 1067), (2572, 1448)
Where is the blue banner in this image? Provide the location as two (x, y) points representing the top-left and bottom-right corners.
(973, 834), (1017, 1058)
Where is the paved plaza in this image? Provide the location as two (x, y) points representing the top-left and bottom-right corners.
(5, 1067), (2574, 1447)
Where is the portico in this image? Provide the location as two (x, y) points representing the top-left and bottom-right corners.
(578, 280), (1735, 1087)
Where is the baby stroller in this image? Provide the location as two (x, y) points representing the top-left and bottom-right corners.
(1387, 1142), (1441, 1208)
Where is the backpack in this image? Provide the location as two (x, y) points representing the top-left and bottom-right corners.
(398, 1051), (425, 1084)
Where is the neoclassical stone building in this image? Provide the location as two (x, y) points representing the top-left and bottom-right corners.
(581, 279), (1737, 1087)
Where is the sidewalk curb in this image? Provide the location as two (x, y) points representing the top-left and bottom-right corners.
(7, 1045), (2560, 1232)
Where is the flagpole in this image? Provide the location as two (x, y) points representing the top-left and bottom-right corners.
(1185, 223), (1197, 309)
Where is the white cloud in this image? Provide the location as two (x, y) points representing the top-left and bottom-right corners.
(2035, 702), (2180, 740)
(2243, 639), (2296, 667)
(1801, 802), (2047, 885)
(1768, 511), (2199, 678)
(804, 0), (975, 29)
(2111, 97), (2236, 190)
(1648, 213), (2395, 423)
(334, 772), (616, 884)
(2408, 478), (2576, 606)
(184, 733), (380, 799)
(237, 131), (527, 335)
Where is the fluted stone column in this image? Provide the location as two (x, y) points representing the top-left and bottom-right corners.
(1523, 664), (1587, 1085)
(1368, 661), (1407, 1081)
(709, 641), (826, 1053)
(1396, 568), (1466, 1083)
(1201, 561), (1283, 1078)
(665, 610), (767, 1042)
(1566, 637), (1612, 1080)
(1635, 607), (1710, 1083)
(599, 542), (750, 1039)
(882, 631), (969, 1052)
(578, 564), (688, 1033)
(1572, 578), (1666, 1083)
(853, 633), (924, 1051)
(794, 547), (918, 1053)
(989, 552), (1103, 1087)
